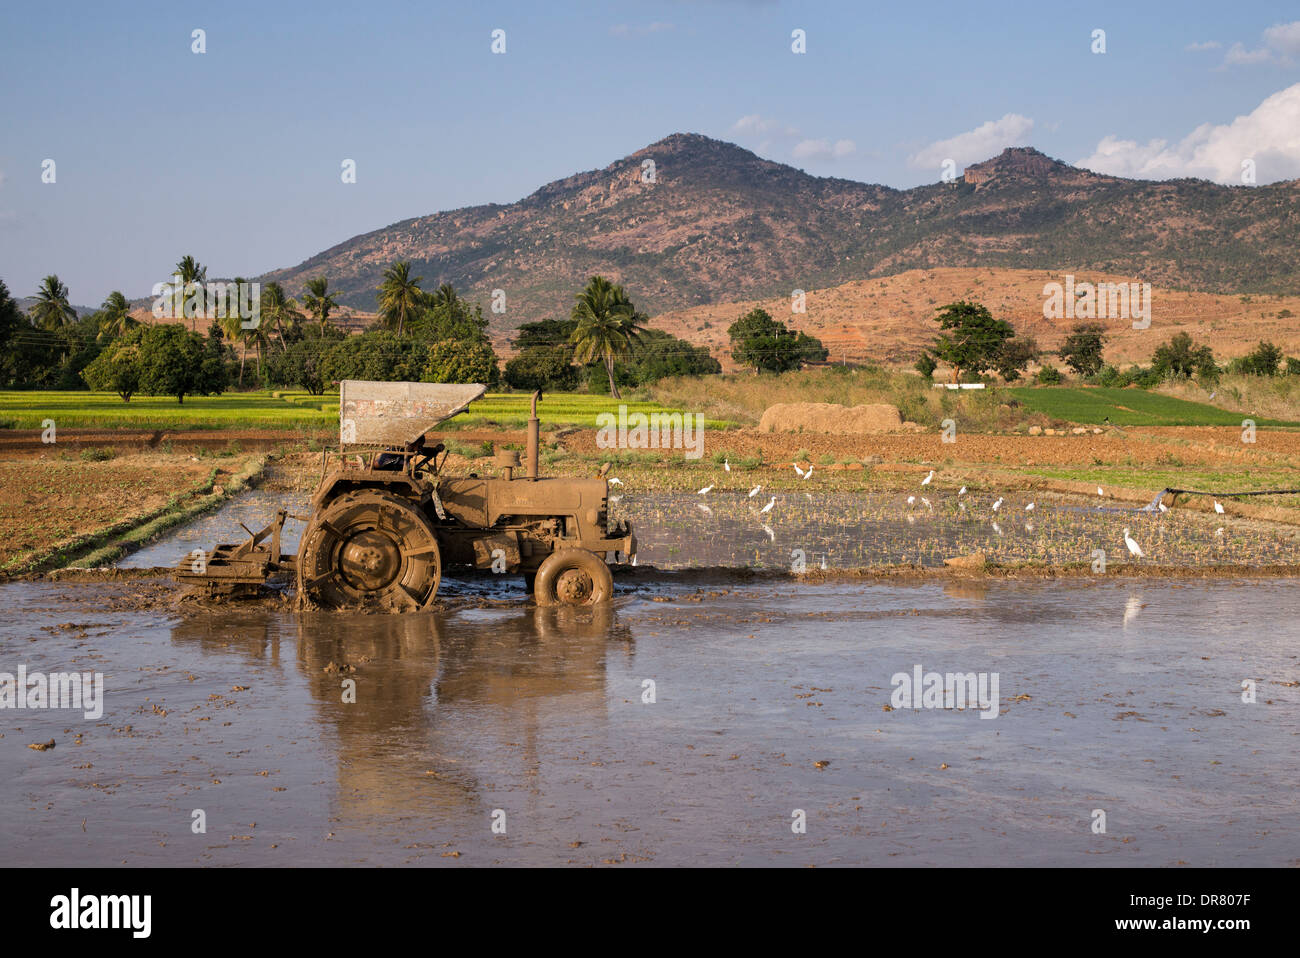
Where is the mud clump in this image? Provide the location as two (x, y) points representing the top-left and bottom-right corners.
(758, 402), (910, 434)
(943, 552), (988, 570)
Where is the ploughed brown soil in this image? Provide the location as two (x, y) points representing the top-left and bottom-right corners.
(0, 454), (224, 569)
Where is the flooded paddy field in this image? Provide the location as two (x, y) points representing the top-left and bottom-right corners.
(3, 571), (1298, 867)
(614, 490), (1300, 570)
(121, 487), (1300, 574)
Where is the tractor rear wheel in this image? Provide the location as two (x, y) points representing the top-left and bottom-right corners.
(297, 490), (441, 611)
(533, 548), (613, 607)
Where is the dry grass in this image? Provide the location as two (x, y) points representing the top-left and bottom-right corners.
(1156, 374), (1300, 423)
(647, 367), (1041, 433)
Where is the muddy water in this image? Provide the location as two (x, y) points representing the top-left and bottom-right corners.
(3, 575), (1297, 866)
(122, 491), (311, 569)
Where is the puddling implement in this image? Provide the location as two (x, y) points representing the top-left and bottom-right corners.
(174, 382), (635, 611)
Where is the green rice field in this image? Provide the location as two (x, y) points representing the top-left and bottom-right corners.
(1008, 386), (1298, 427)
(0, 390), (734, 431)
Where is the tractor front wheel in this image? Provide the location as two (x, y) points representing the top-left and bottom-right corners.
(533, 549), (613, 607)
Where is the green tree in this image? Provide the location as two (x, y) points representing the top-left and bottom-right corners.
(1059, 322), (1108, 377)
(83, 325), (144, 400)
(1239, 340), (1283, 376)
(423, 339), (498, 384)
(727, 307), (827, 374)
(925, 301), (1013, 383)
(993, 336), (1039, 382)
(377, 261), (423, 336)
(504, 346), (579, 392)
(513, 318), (578, 356)
(914, 352), (937, 378)
(265, 337), (329, 394)
(1151, 332), (1215, 380)
(301, 277), (339, 335)
(628, 328), (721, 383)
(322, 331), (427, 383)
(408, 283), (490, 342)
(136, 324), (228, 403)
(570, 276), (646, 398)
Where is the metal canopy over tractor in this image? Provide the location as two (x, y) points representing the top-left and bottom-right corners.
(174, 384), (635, 611)
(339, 380), (486, 448)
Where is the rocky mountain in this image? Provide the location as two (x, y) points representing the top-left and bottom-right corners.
(257, 133), (1300, 328)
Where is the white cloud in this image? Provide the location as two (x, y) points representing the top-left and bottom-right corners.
(908, 113), (1035, 170)
(730, 114), (798, 137)
(1185, 40), (1221, 52)
(1076, 82), (1300, 184)
(1220, 20), (1300, 66)
(792, 138), (856, 160)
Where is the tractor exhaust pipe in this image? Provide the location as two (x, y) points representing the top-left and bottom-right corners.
(527, 390), (541, 480)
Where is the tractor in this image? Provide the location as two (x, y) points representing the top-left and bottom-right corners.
(174, 382), (636, 610)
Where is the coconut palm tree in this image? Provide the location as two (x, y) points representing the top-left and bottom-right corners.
(429, 282), (458, 309)
(377, 261), (423, 336)
(219, 278), (252, 387)
(174, 255), (207, 330)
(96, 291), (135, 342)
(570, 276), (646, 399)
(30, 274), (78, 331)
(301, 277), (339, 335)
(260, 281), (302, 352)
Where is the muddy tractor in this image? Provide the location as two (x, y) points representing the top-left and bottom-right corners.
(174, 381), (636, 611)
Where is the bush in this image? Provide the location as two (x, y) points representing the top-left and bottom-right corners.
(1095, 364), (1120, 387)
(1036, 364), (1062, 385)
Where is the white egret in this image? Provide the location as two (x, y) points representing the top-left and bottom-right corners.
(748, 484), (762, 498)
(1123, 528), (1144, 558)
(697, 484), (713, 495)
(759, 496), (775, 514)
(921, 470), (934, 486)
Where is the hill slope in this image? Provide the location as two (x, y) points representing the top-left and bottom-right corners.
(259, 133), (1300, 325)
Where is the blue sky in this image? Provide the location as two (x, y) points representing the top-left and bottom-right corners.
(2, 0), (1298, 305)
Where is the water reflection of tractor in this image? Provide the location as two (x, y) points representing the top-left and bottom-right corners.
(175, 382), (636, 611)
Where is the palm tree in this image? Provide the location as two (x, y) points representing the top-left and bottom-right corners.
(570, 276), (646, 399)
(260, 282), (302, 352)
(30, 274), (78, 331)
(301, 277), (339, 334)
(96, 291), (135, 342)
(377, 261), (423, 336)
(174, 255), (207, 330)
(429, 282), (458, 309)
(219, 278), (251, 387)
